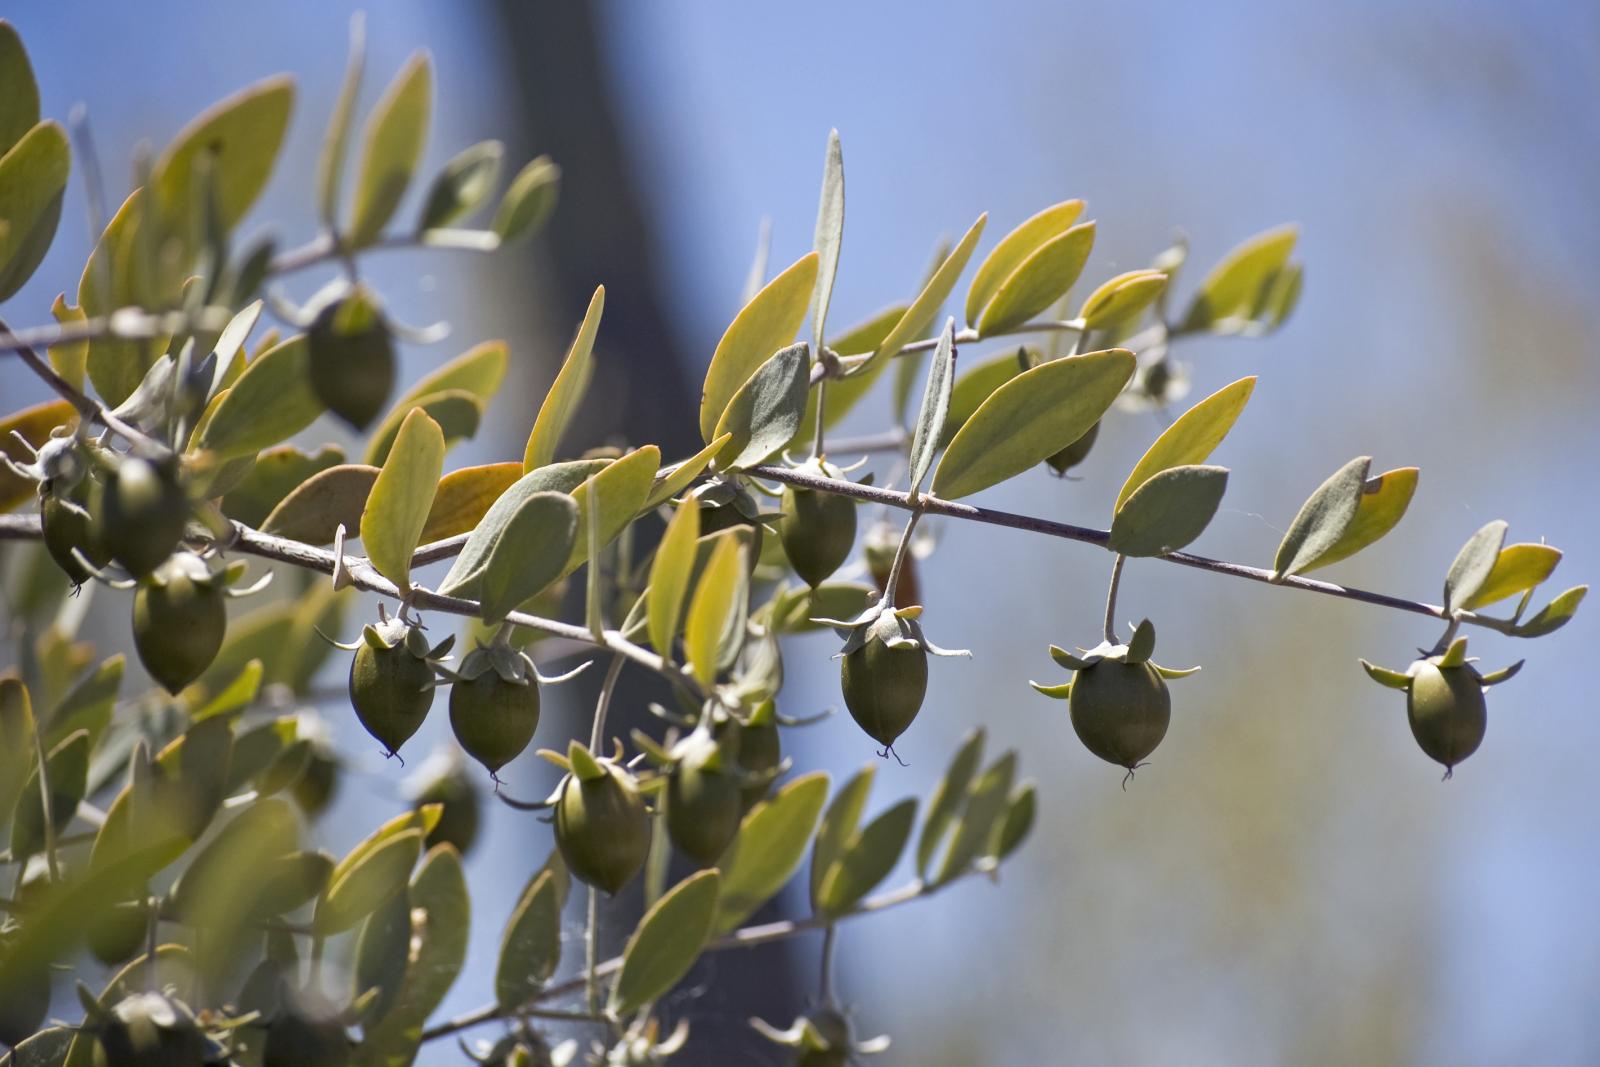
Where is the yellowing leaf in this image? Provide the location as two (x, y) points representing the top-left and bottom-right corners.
(648, 500), (701, 658)
(420, 462), (522, 543)
(965, 200), (1084, 326)
(360, 408), (445, 590)
(644, 434), (731, 511)
(396, 339), (507, 412)
(700, 253), (817, 442)
(1079, 269), (1167, 331)
(0, 119), (69, 302)
(563, 445), (660, 576)
(1181, 224), (1299, 332)
(1115, 377), (1255, 512)
(975, 221), (1095, 337)
(363, 389), (482, 466)
(1302, 466), (1419, 573)
(525, 287), (603, 471)
(1464, 543), (1562, 610)
(684, 533), (745, 687)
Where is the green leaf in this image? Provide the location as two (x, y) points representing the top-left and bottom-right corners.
(715, 771), (829, 933)
(152, 75), (293, 255)
(685, 533), (746, 687)
(396, 339), (508, 411)
(348, 52), (432, 247)
(810, 765), (875, 910)
(906, 319), (957, 498)
(816, 798), (916, 919)
(1444, 520), (1508, 614)
(1463, 543), (1562, 610)
(316, 12), (365, 228)
(315, 828), (424, 935)
(933, 349), (1135, 500)
(644, 434), (732, 511)
(700, 252), (818, 442)
(360, 408), (446, 590)
(363, 389), (483, 466)
(196, 335), (324, 459)
(862, 213), (987, 380)
(1272, 457), (1371, 580)
(0, 679), (37, 825)
(435, 459), (605, 599)
(0, 22), (41, 156)
(496, 869), (562, 1009)
(43, 655), (123, 751)
(260, 463), (379, 545)
(48, 293), (88, 390)
(525, 286), (604, 471)
(648, 500), (701, 657)
(353, 888), (411, 1025)
(222, 444), (345, 528)
(370, 846), (468, 1029)
(418, 140), (504, 230)
(1107, 464), (1229, 557)
(934, 752), (1016, 886)
(810, 128), (845, 352)
(491, 155), (560, 243)
(712, 342), (810, 470)
(563, 445), (660, 575)
(965, 201), (1083, 326)
(790, 304), (908, 451)
(0, 120), (69, 302)
(1513, 585), (1587, 637)
(80, 190), (154, 406)
(480, 492), (579, 623)
(11, 729), (89, 860)
(917, 727), (984, 878)
(610, 869), (721, 1017)
(190, 659), (264, 720)
(1079, 269), (1167, 331)
(991, 782), (1036, 861)
(1181, 224), (1299, 332)
(1302, 466), (1419, 572)
(936, 349), (1025, 450)
(976, 220), (1095, 337)
(1115, 376), (1255, 512)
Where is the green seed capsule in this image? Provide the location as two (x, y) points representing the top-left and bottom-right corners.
(665, 735), (743, 866)
(308, 286), (395, 431)
(41, 491), (108, 585)
(0, 966), (50, 1048)
(841, 631), (928, 750)
(450, 671), (540, 776)
(291, 747), (340, 818)
(555, 757), (649, 895)
(1045, 419), (1099, 475)
(131, 557), (226, 693)
(94, 457), (188, 577)
(263, 994), (350, 1067)
(1068, 660), (1171, 769)
(92, 993), (207, 1067)
(778, 463), (857, 587)
(88, 896), (152, 965)
(348, 624), (437, 758)
(1406, 662), (1487, 772)
(735, 717), (781, 809)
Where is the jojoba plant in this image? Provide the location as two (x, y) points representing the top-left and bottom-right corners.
(0, 18), (1586, 1066)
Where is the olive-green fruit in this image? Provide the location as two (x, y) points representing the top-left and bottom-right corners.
(291, 748), (340, 818)
(700, 500), (763, 570)
(798, 1009), (852, 1067)
(413, 764), (482, 856)
(1068, 660), (1171, 769)
(132, 564), (226, 694)
(94, 457), (189, 576)
(450, 672), (540, 775)
(555, 763), (650, 895)
(88, 897), (152, 965)
(0, 967), (50, 1047)
(841, 636), (928, 749)
(42, 492), (108, 584)
(308, 287), (395, 431)
(348, 633), (436, 758)
(1045, 419), (1099, 475)
(779, 474), (857, 588)
(735, 718), (781, 809)
(92, 993), (206, 1067)
(1407, 662), (1487, 772)
(263, 999), (350, 1067)
(666, 742), (743, 866)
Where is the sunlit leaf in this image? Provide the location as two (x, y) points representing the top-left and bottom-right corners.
(684, 533), (746, 687)
(712, 342), (809, 470)
(648, 500), (701, 657)
(1302, 466), (1419, 572)
(496, 869), (562, 1008)
(563, 445), (659, 575)
(0, 119), (68, 302)
(420, 461), (522, 543)
(976, 220), (1095, 337)
(1272, 456), (1370, 580)
(860, 214), (986, 381)
(480, 492), (578, 623)
(525, 287), (603, 470)
(0, 21), (41, 155)
(1443, 520), (1508, 615)
(348, 52), (432, 247)
(609, 869), (720, 1017)
(1079, 269), (1167, 331)
(715, 772), (828, 933)
(1513, 585), (1587, 637)
(196, 335), (324, 459)
(1115, 376), (1255, 512)
(1181, 224), (1299, 332)
(314, 828), (423, 935)
(360, 408), (445, 590)
(935, 350), (1024, 451)
(790, 304), (908, 451)
(966, 201), (1083, 326)
(810, 128), (845, 352)
(222, 444), (345, 528)
(700, 253), (818, 443)
(1107, 464), (1229, 557)
(1463, 543), (1562, 610)
(363, 389), (482, 466)
(644, 434), (732, 511)
(260, 463), (379, 545)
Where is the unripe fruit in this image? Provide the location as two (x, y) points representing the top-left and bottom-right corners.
(407, 748), (483, 856)
(0, 967), (50, 1048)
(94, 457), (188, 577)
(735, 716), (781, 809)
(131, 556), (226, 693)
(555, 754), (650, 895)
(88, 896), (152, 965)
(263, 993), (349, 1067)
(778, 462), (857, 587)
(700, 498), (764, 571)
(798, 1009), (853, 1067)
(41, 491), (108, 585)
(1045, 419), (1099, 475)
(291, 747), (340, 818)
(308, 286), (395, 431)
(91, 993), (206, 1067)
(665, 734), (743, 865)
(1068, 660), (1171, 769)
(450, 671), (540, 776)
(348, 622), (437, 758)
(1406, 661), (1486, 772)
(841, 619), (929, 750)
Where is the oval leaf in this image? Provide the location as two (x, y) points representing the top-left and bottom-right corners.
(11, 729), (89, 860)
(196, 335), (324, 459)
(1181, 224), (1299, 332)
(418, 139), (504, 230)
(715, 772), (829, 933)
(1444, 520), (1508, 614)
(810, 765), (875, 909)
(0, 119), (69, 302)
(684, 533), (746, 687)
(360, 408), (445, 590)
(862, 214), (987, 380)
(397, 339), (508, 411)
(1108, 464), (1229, 557)
(1272, 456), (1371, 580)
(349, 52), (432, 247)
(816, 798), (917, 919)
(420, 461), (522, 543)
(1079, 269), (1167, 331)
(712, 342), (809, 470)
(935, 350), (1024, 451)
(315, 828), (423, 936)
(965, 201), (1084, 326)
(917, 727), (985, 878)
(1303, 466), (1419, 573)
(933, 349), (1135, 500)
(700, 253), (818, 442)
(648, 499), (701, 657)
(1115, 376), (1255, 512)
(495, 869), (562, 1009)
(363, 389), (483, 466)
(480, 492), (579, 623)
(525, 287), (603, 471)
(0, 22), (40, 155)
(221, 444), (345, 528)
(934, 752), (1015, 886)
(1464, 543), (1563, 611)
(563, 445), (660, 575)
(492, 155), (560, 243)
(976, 220), (1095, 338)
(609, 869), (720, 1017)
(260, 464), (379, 545)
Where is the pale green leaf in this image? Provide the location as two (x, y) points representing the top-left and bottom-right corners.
(906, 318), (957, 497)
(480, 492), (578, 623)
(917, 727), (984, 878)
(1079, 269), (1167, 331)
(1272, 456), (1370, 580)
(934, 752), (1015, 886)
(712, 342), (809, 470)
(396, 339), (508, 411)
(491, 155), (560, 243)
(363, 389), (482, 466)
(965, 201), (1083, 326)
(418, 140), (504, 230)
(0, 120), (68, 302)
(976, 220), (1095, 337)
(348, 52), (432, 247)
(11, 729), (89, 860)
(1464, 543), (1563, 611)
(1513, 585), (1587, 637)
(684, 533), (745, 687)
(525, 286), (604, 470)
(1181, 224), (1299, 332)
(1107, 464), (1229, 557)
(715, 772), (829, 933)
(359, 408), (445, 590)
(700, 252), (818, 442)
(816, 798), (916, 919)
(648, 500), (701, 657)
(810, 765), (875, 910)
(644, 434), (731, 511)
(935, 349), (1024, 450)
(991, 782), (1036, 861)
(790, 304), (908, 451)
(563, 445), (660, 575)
(1444, 520), (1508, 614)
(496, 870), (562, 1009)
(196, 335), (324, 459)
(0, 22), (41, 155)
(810, 128), (844, 352)
(315, 829), (424, 936)
(1115, 376), (1255, 512)
(1303, 467), (1418, 572)
(861, 214), (986, 380)
(609, 869), (720, 1016)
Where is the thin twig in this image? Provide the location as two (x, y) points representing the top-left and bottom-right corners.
(0, 314), (164, 454)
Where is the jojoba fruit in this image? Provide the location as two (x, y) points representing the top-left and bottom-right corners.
(263, 992), (350, 1067)
(555, 755), (650, 895)
(348, 622), (437, 758)
(665, 733), (743, 866)
(841, 618), (929, 750)
(778, 462), (857, 587)
(308, 285), (395, 431)
(94, 456), (188, 577)
(1068, 660), (1171, 769)
(735, 716), (781, 810)
(1045, 419), (1099, 476)
(1406, 661), (1487, 772)
(91, 992), (206, 1067)
(450, 670), (540, 776)
(42, 491), (108, 585)
(408, 749), (483, 856)
(0, 967), (50, 1048)
(131, 555), (226, 694)
(88, 896), (152, 965)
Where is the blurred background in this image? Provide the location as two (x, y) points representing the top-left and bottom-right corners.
(5, 1), (1599, 1063)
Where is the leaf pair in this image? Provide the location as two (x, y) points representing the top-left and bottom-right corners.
(1272, 457), (1418, 579)
(966, 201), (1096, 338)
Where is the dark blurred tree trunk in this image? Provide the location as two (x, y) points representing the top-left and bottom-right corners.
(486, 4), (805, 1059)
